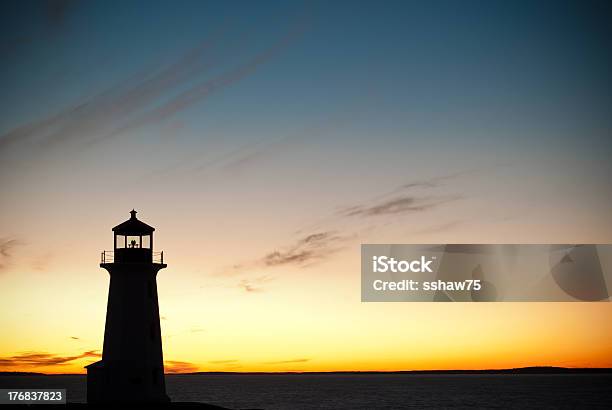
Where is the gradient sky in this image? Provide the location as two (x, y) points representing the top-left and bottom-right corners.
(1, 0), (612, 374)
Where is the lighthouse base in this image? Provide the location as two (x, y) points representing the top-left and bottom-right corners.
(86, 360), (171, 404)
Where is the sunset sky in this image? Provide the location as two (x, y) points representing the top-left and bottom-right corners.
(1, 0), (611, 374)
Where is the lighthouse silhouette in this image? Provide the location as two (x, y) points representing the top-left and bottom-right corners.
(86, 210), (170, 403)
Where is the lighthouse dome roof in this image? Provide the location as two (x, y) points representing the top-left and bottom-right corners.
(112, 210), (155, 235)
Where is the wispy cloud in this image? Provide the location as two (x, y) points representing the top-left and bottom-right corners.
(190, 327), (206, 334)
(263, 358), (310, 365)
(0, 17), (309, 156)
(0, 237), (24, 272)
(401, 171), (474, 190)
(214, 108), (360, 178)
(337, 172), (469, 218)
(219, 170), (475, 292)
(0, 238), (21, 257)
(107, 17), (310, 148)
(0, 350), (100, 368)
(0, 38), (218, 152)
(340, 194), (462, 217)
(237, 275), (275, 292)
(207, 359), (243, 370)
(262, 231), (350, 268)
(164, 360), (199, 374)
(225, 231), (350, 277)
(208, 359), (239, 364)
(225, 172), (470, 278)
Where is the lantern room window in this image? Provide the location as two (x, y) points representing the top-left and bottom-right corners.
(127, 236), (140, 248)
(115, 235), (126, 249)
(114, 234), (151, 250)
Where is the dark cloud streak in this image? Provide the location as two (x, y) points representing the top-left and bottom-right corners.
(0, 237), (24, 272)
(0, 15), (309, 154)
(0, 38), (217, 152)
(340, 195), (462, 217)
(164, 360), (199, 374)
(91, 15), (311, 148)
(262, 232), (349, 268)
(338, 171), (469, 218)
(0, 350), (100, 368)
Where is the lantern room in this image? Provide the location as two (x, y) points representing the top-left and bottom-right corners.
(110, 209), (155, 263)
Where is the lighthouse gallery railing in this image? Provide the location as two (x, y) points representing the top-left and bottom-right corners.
(100, 250), (164, 264)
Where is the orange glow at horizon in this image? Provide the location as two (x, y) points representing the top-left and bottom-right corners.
(1, 189), (612, 375)
(2, 253), (612, 374)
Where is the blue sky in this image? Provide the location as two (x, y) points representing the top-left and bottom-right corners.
(1, 0), (611, 251)
(2, 0), (611, 139)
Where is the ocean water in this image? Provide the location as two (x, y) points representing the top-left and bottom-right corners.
(1, 373), (611, 409)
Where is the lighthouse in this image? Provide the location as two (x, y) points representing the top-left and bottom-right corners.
(86, 210), (170, 403)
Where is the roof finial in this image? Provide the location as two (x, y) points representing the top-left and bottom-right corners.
(130, 209), (137, 219)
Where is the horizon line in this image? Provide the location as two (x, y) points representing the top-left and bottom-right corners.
(3, 366), (612, 376)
